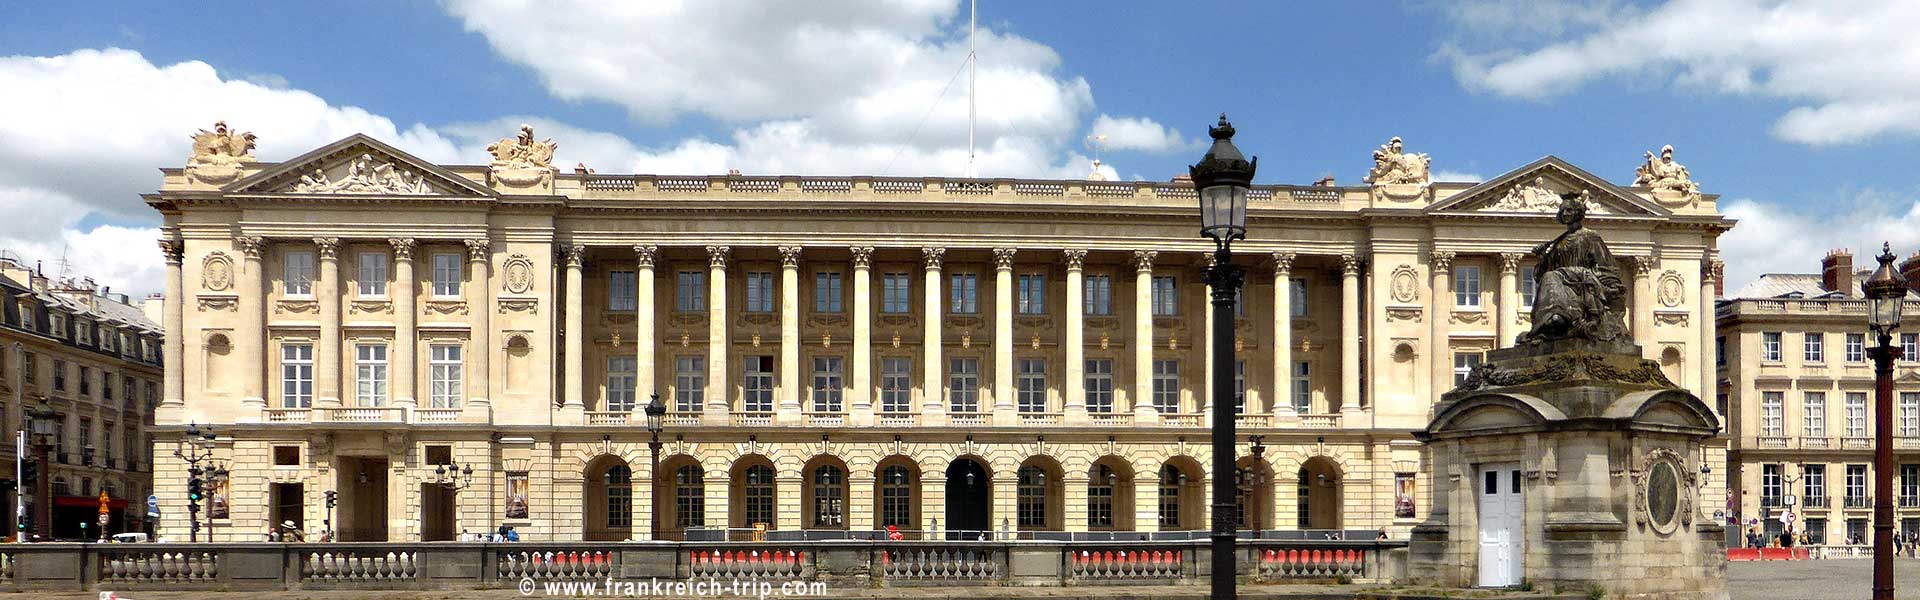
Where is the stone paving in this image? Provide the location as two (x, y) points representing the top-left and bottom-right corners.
(1729, 557), (1920, 600)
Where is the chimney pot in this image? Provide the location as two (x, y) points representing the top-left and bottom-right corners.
(1823, 249), (1854, 294)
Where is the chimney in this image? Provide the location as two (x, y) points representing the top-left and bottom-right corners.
(1902, 252), (1920, 295)
(1314, 175), (1336, 187)
(1822, 249), (1853, 294)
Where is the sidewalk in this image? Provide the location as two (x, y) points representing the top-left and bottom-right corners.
(34, 585), (1587, 600)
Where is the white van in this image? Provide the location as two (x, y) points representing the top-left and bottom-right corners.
(111, 533), (150, 543)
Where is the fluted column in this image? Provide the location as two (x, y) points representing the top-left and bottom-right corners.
(634, 246), (658, 402)
(389, 238), (416, 409)
(706, 246), (731, 424)
(238, 237), (268, 413)
(1701, 259), (1722, 400)
(315, 237), (342, 407)
(1339, 253), (1361, 414)
(563, 245), (585, 412)
(993, 248), (1017, 426)
(778, 246), (803, 423)
(1498, 252), (1522, 346)
(1063, 250), (1088, 424)
(1270, 252), (1294, 418)
(851, 247), (875, 426)
(1632, 256), (1656, 356)
(1429, 251), (1454, 404)
(157, 239), (185, 421)
(1133, 251), (1158, 422)
(922, 248), (946, 425)
(465, 239), (492, 413)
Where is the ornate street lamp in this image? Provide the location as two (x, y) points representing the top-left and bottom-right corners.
(1863, 243), (1906, 600)
(1191, 113), (1255, 600)
(25, 400), (57, 541)
(644, 393), (667, 539)
(432, 460), (476, 492)
(175, 423), (220, 542)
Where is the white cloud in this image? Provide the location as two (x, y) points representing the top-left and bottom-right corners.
(1089, 114), (1199, 154)
(1718, 193), (1920, 291)
(1437, 0), (1920, 145)
(1432, 170), (1484, 183)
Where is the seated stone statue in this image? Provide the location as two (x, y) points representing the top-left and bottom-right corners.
(1516, 191), (1629, 346)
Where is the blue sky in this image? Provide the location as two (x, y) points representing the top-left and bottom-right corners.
(4, 0), (1919, 294)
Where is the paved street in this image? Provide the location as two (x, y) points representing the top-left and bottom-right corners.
(1730, 558), (1920, 600)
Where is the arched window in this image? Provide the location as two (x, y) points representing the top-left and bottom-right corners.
(811, 465), (845, 528)
(1159, 465), (1184, 529)
(604, 464), (632, 529)
(1017, 465), (1048, 529)
(880, 465), (914, 529)
(743, 464), (776, 529)
(1088, 464), (1117, 529)
(674, 465), (705, 529)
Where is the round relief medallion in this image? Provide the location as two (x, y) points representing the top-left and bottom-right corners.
(202, 253), (233, 291)
(1647, 461), (1679, 529)
(1657, 271), (1685, 307)
(1390, 266), (1419, 303)
(503, 255), (535, 294)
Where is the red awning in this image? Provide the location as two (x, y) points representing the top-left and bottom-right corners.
(53, 496), (128, 509)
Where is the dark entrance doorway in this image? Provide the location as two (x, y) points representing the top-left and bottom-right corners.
(270, 483), (304, 540)
(336, 457), (389, 541)
(420, 483), (456, 541)
(945, 458), (990, 540)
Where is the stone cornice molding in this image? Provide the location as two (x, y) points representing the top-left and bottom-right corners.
(992, 248), (1018, 271)
(706, 245), (731, 269)
(1063, 249), (1088, 271)
(850, 246), (874, 269)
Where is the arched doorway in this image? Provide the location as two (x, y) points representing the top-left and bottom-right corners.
(583, 455), (633, 541)
(945, 457), (991, 540)
(730, 455), (778, 536)
(1159, 457), (1204, 531)
(652, 455), (705, 541)
(1236, 456), (1275, 531)
(1088, 456), (1135, 531)
(875, 456), (921, 539)
(801, 456), (849, 531)
(1017, 456), (1065, 532)
(1297, 456), (1343, 530)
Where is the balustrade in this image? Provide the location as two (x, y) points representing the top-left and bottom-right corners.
(688, 548), (811, 579)
(99, 549), (219, 584)
(499, 548), (618, 581)
(875, 545), (999, 581)
(1257, 546), (1370, 580)
(304, 550), (417, 581)
(1068, 548), (1184, 580)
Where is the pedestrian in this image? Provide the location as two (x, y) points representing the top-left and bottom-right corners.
(506, 526), (520, 542)
(494, 524), (508, 543)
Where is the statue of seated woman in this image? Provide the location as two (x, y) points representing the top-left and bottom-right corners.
(1516, 192), (1629, 346)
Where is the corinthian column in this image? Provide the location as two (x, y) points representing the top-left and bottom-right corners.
(389, 238), (416, 410)
(850, 246), (875, 426)
(1133, 251), (1158, 422)
(1429, 251), (1454, 404)
(314, 237), (342, 407)
(778, 246), (803, 423)
(634, 246), (658, 403)
(238, 237), (267, 414)
(706, 246), (731, 424)
(1498, 253), (1522, 346)
(1339, 253), (1362, 414)
(1701, 259), (1722, 399)
(157, 239), (185, 421)
(1063, 250), (1088, 424)
(922, 248), (946, 425)
(992, 248), (1017, 426)
(1269, 252), (1294, 418)
(563, 245), (585, 413)
(1633, 255), (1656, 356)
(466, 238), (492, 413)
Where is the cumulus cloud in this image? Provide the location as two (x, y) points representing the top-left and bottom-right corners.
(1718, 192), (1920, 291)
(1437, 0), (1920, 145)
(1432, 170), (1484, 183)
(1089, 114), (1199, 154)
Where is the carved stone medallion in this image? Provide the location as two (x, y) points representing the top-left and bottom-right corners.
(1657, 270), (1685, 308)
(202, 252), (234, 291)
(503, 253), (536, 294)
(1390, 266), (1419, 303)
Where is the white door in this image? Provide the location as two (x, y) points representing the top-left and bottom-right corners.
(1477, 462), (1524, 587)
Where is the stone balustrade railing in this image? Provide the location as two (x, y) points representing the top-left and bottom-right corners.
(575, 174), (1362, 207)
(0, 539), (1404, 592)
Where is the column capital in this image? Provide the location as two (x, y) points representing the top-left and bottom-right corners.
(1270, 251), (1295, 274)
(1703, 258), (1724, 283)
(1633, 255), (1657, 276)
(1063, 249), (1088, 271)
(992, 248), (1018, 271)
(313, 237), (340, 261)
(706, 245), (731, 269)
(850, 246), (875, 269)
(922, 247), (945, 270)
(634, 244), (658, 268)
(1340, 253), (1364, 275)
(158, 239), (184, 265)
(564, 245), (586, 268)
(234, 236), (265, 260)
(465, 238), (492, 263)
(779, 246), (803, 268)
(1132, 250), (1157, 273)
(1499, 252), (1523, 274)
(1429, 250), (1455, 271)
(387, 238), (414, 261)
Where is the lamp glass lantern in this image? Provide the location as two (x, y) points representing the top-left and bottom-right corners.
(644, 393), (667, 435)
(1864, 243), (1907, 337)
(28, 400), (57, 440)
(1190, 114), (1256, 247)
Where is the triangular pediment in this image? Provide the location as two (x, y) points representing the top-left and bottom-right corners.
(1427, 156), (1668, 217)
(224, 134), (495, 197)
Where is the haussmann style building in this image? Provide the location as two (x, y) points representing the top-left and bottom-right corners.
(145, 123), (1731, 542)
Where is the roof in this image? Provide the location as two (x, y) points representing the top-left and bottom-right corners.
(1727, 271), (1920, 301)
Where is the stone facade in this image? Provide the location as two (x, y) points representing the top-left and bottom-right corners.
(144, 125), (1731, 542)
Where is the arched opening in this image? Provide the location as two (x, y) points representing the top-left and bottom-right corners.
(730, 455), (778, 536)
(1297, 456), (1344, 530)
(875, 456), (921, 539)
(944, 456), (991, 540)
(583, 455), (633, 541)
(1087, 456), (1135, 532)
(1236, 456), (1275, 531)
(206, 333), (232, 390)
(801, 456), (849, 530)
(652, 455), (705, 541)
(1659, 346), (1684, 385)
(1159, 457), (1204, 531)
(1016, 456), (1065, 532)
(505, 335), (532, 392)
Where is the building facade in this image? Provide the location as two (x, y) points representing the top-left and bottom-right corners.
(0, 256), (163, 540)
(1721, 250), (1920, 545)
(147, 124), (1729, 542)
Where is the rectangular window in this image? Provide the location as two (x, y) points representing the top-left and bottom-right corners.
(357, 252), (388, 297)
(1847, 464), (1869, 506)
(1152, 359), (1180, 413)
(1805, 464), (1827, 508)
(1759, 391), (1784, 437)
(52, 359), (65, 391)
(429, 344), (463, 409)
(1762, 332), (1783, 362)
(671, 356), (702, 413)
(1454, 265), (1482, 308)
(811, 357), (844, 412)
(354, 344), (388, 407)
(605, 357), (636, 412)
(950, 274), (978, 314)
(1905, 332), (1919, 362)
(281, 344), (313, 408)
(284, 251), (315, 297)
(1017, 358), (1047, 413)
(1453, 351), (1483, 388)
(431, 253), (462, 297)
(745, 271), (774, 313)
(1903, 392), (1919, 438)
(608, 270), (637, 311)
(743, 356), (773, 413)
(880, 358), (912, 413)
(1760, 464), (1782, 506)
(1520, 267), (1536, 308)
(1805, 333), (1825, 363)
(948, 358), (980, 413)
(1804, 391), (1826, 439)
(1151, 276), (1178, 316)
(1290, 279), (1308, 317)
(1018, 274), (1046, 314)
(1847, 392), (1869, 438)
(1292, 361), (1312, 413)
(1905, 465), (1920, 507)
(882, 273), (911, 314)
(101, 372), (113, 400)
(79, 366), (91, 396)
(1848, 333), (1867, 363)
(1085, 275), (1113, 315)
(676, 271), (706, 312)
(1085, 359), (1114, 413)
(1234, 359), (1247, 413)
(814, 272), (843, 313)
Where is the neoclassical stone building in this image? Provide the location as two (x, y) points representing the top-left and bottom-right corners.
(146, 123), (1730, 542)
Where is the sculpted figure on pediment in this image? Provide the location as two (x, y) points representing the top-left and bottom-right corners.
(185, 120), (257, 184)
(291, 153), (432, 195)
(1364, 136), (1430, 186)
(487, 124), (559, 186)
(1633, 144), (1699, 201)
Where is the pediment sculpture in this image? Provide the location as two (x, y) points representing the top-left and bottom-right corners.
(291, 153), (434, 195)
(1364, 136), (1430, 186)
(1632, 144), (1699, 203)
(1515, 191), (1630, 347)
(486, 124), (559, 186)
(185, 120), (257, 184)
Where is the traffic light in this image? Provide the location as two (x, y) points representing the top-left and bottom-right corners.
(325, 490), (337, 509)
(19, 460), (34, 486)
(187, 477), (203, 504)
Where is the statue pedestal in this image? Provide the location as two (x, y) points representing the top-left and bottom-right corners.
(1369, 183), (1430, 206)
(1409, 344), (1725, 599)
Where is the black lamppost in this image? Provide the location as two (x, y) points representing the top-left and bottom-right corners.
(24, 400), (56, 542)
(1863, 243), (1905, 600)
(432, 460), (476, 492)
(644, 393), (667, 539)
(1192, 113), (1255, 600)
(174, 423), (219, 543)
